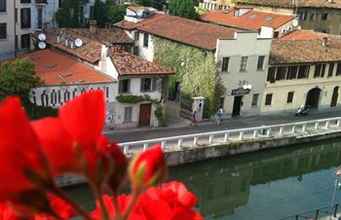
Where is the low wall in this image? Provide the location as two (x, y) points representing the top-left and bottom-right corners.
(165, 131), (341, 166)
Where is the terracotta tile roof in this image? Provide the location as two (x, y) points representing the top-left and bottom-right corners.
(116, 13), (238, 50)
(111, 50), (174, 76)
(45, 29), (102, 64)
(279, 29), (328, 40)
(200, 9), (295, 30)
(22, 49), (113, 86)
(236, 0), (341, 9)
(44, 28), (133, 64)
(270, 30), (341, 64)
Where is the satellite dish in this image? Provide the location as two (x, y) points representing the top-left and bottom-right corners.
(38, 41), (46, 50)
(74, 38), (83, 48)
(38, 33), (46, 41)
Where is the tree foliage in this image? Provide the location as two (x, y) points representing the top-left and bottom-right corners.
(153, 37), (225, 115)
(0, 59), (41, 102)
(55, 0), (84, 28)
(0, 59), (57, 119)
(168, 0), (198, 19)
(91, 0), (127, 26)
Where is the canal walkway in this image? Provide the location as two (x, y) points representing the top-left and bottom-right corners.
(106, 110), (341, 142)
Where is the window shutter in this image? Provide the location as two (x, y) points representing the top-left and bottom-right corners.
(140, 79), (144, 92)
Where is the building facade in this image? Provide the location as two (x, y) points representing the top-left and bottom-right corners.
(262, 30), (341, 114)
(28, 25), (173, 129)
(116, 6), (273, 117)
(0, 0), (15, 60)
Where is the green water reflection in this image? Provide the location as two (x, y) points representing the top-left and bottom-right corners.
(170, 139), (341, 219)
(67, 138), (341, 219)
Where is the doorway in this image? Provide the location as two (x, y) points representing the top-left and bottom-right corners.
(232, 96), (243, 117)
(305, 87), (321, 109)
(331, 86), (339, 107)
(139, 103), (152, 126)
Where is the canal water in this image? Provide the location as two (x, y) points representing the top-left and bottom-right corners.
(66, 138), (341, 220)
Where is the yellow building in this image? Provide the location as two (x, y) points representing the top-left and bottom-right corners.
(262, 30), (341, 114)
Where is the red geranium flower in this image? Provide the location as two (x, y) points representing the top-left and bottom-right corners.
(129, 145), (167, 190)
(0, 97), (51, 202)
(31, 118), (77, 175)
(97, 136), (127, 192)
(91, 181), (203, 220)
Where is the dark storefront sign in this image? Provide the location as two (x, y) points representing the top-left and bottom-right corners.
(231, 88), (251, 96)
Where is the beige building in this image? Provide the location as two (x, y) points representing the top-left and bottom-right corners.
(0, 0), (15, 60)
(262, 30), (341, 114)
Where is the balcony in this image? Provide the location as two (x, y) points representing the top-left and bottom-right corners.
(35, 0), (47, 4)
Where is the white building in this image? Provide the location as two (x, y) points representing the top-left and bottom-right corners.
(262, 30), (341, 114)
(0, 0), (15, 60)
(116, 6), (273, 117)
(27, 26), (174, 128)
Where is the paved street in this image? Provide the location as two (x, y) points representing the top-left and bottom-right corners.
(106, 110), (341, 142)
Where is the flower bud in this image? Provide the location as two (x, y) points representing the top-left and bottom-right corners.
(129, 145), (166, 191)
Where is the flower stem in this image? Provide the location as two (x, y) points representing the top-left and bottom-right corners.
(121, 190), (140, 220)
(52, 186), (92, 220)
(112, 194), (122, 220)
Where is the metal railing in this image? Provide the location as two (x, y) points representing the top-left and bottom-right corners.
(280, 204), (340, 220)
(119, 117), (341, 154)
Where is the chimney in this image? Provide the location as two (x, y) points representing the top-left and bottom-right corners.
(89, 20), (97, 34)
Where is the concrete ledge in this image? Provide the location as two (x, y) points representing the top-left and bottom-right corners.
(165, 131), (341, 166)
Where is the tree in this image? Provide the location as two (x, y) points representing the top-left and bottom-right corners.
(92, 0), (106, 27)
(168, 0), (198, 19)
(0, 59), (56, 119)
(55, 0), (84, 27)
(135, 0), (153, 7)
(106, 4), (127, 24)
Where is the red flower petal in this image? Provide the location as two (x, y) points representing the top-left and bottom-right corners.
(0, 97), (48, 201)
(31, 118), (78, 175)
(129, 145), (166, 189)
(59, 90), (105, 147)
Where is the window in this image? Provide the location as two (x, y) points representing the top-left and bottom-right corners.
(20, 0), (31, 3)
(314, 64), (326, 78)
(240, 56), (248, 72)
(134, 32), (139, 41)
(221, 57), (229, 72)
(298, 65), (310, 79)
(119, 79), (130, 93)
(124, 107), (133, 123)
(251, 94), (259, 107)
(328, 63), (335, 77)
(322, 13), (328, 20)
(21, 34), (30, 49)
(143, 33), (149, 48)
(287, 66), (298, 80)
(337, 63), (341, 76)
(265, 94), (273, 106)
(257, 56), (265, 70)
(21, 8), (31, 29)
(37, 7), (43, 29)
(287, 91), (294, 103)
(0, 0), (6, 12)
(267, 67), (276, 82)
(273, 31), (279, 38)
(141, 78), (156, 92)
(0, 23), (6, 39)
(276, 66), (287, 80)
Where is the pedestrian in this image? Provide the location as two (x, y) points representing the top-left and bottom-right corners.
(216, 107), (224, 125)
(191, 110), (197, 126)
